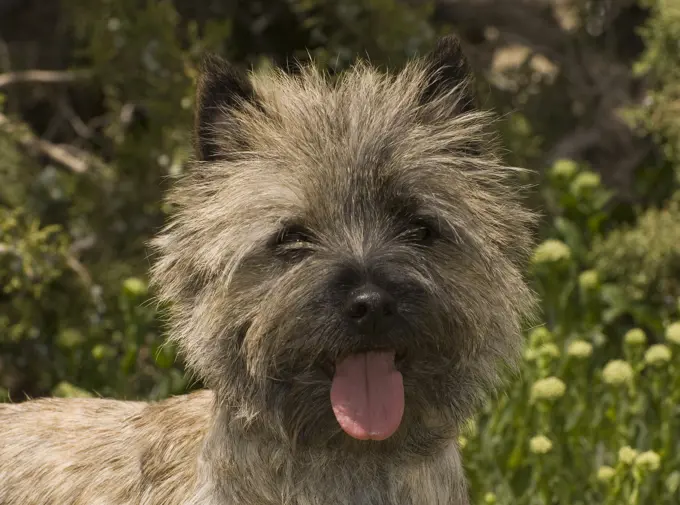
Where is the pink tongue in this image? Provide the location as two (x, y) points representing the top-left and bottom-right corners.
(330, 351), (404, 441)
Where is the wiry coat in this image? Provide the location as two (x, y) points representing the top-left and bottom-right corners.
(0, 392), (210, 505)
(0, 37), (536, 505)
(0, 391), (468, 505)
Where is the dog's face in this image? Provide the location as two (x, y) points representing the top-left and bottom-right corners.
(152, 37), (536, 456)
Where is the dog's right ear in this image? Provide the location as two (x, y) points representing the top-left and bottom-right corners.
(194, 55), (256, 161)
(420, 35), (476, 114)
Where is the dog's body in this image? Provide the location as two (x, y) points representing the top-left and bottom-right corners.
(0, 391), (467, 505)
(0, 37), (535, 505)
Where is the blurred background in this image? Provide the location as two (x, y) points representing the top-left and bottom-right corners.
(0, 0), (679, 503)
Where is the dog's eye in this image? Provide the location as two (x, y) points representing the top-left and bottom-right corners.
(409, 219), (439, 246)
(274, 225), (315, 258)
(278, 228), (311, 246)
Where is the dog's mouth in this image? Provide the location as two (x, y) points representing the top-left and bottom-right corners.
(325, 348), (406, 442)
(321, 348), (407, 377)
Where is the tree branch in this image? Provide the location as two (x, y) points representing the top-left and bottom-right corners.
(0, 69), (91, 89)
(0, 112), (106, 173)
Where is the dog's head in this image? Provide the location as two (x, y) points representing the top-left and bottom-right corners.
(151, 36), (536, 456)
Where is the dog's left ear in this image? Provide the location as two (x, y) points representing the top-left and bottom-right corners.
(420, 35), (476, 113)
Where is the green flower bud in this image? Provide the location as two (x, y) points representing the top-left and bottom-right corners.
(538, 343), (561, 359)
(602, 360), (634, 386)
(528, 327), (553, 347)
(624, 328), (647, 346)
(596, 466), (616, 482)
(531, 376), (566, 402)
(578, 270), (599, 291)
(644, 344), (672, 367)
(53, 381), (93, 399)
(571, 171), (601, 195)
(618, 446), (638, 465)
(484, 492), (497, 505)
(665, 322), (680, 345)
(635, 451), (661, 472)
(551, 159), (578, 179)
(567, 340), (593, 359)
(123, 277), (148, 297)
(529, 435), (553, 454)
(532, 240), (571, 265)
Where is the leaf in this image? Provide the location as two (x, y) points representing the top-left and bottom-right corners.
(554, 217), (586, 258)
(52, 381), (94, 398)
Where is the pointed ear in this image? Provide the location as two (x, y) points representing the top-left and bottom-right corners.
(194, 54), (256, 161)
(420, 35), (476, 113)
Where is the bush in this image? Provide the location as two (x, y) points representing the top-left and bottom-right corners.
(463, 320), (680, 504)
(592, 193), (680, 330)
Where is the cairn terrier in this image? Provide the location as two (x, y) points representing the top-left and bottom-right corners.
(0, 36), (536, 505)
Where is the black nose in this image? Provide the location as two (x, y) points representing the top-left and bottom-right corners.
(345, 284), (396, 333)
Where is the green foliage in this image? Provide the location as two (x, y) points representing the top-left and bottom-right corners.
(287, 0), (436, 69)
(621, 0), (680, 199)
(462, 159), (680, 505)
(626, 0), (680, 174)
(0, 202), (182, 399)
(463, 321), (680, 505)
(0, 0), (223, 400)
(592, 193), (680, 329)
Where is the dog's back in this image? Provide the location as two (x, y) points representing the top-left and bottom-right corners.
(0, 391), (212, 505)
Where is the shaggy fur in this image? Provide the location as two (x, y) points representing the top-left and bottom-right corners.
(0, 36), (536, 505)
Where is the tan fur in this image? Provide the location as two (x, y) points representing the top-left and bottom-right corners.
(0, 37), (536, 505)
(0, 392), (467, 505)
(0, 392), (211, 505)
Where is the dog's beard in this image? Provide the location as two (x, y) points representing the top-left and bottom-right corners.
(246, 314), (477, 458)
(258, 354), (471, 458)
